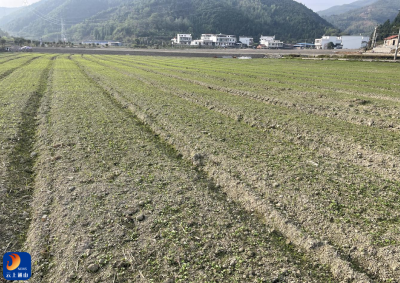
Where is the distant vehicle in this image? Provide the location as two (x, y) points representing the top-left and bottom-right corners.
(20, 46), (33, 52)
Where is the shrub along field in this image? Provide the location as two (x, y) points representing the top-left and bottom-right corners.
(0, 53), (399, 282)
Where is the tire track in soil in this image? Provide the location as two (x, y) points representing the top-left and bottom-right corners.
(75, 57), (375, 282)
(0, 56), (55, 283)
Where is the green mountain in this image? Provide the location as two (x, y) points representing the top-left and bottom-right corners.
(322, 0), (400, 35)
(317, 0), (378, 17)
(0, 0), (333, 43)
(0, 0), (125, 40)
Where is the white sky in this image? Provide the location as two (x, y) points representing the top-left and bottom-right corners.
(296, 0), (356, 11)
(0, 0), (41, 8)
(0, 0), (356, 12)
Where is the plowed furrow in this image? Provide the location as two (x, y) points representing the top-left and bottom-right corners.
(25, 55), (336, 283)
(74, 56), (389, 282)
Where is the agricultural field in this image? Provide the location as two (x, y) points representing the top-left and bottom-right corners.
(0, 53), (399, 283)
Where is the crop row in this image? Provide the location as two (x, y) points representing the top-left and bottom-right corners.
(22, 55), (336, 283)
(74, 55), (400, 282)
(0, 55), (53, 260)
(111, 55), (400, 131)
(100, 55), (400, 156)
(89, 55), (400, 163)
(127, 56), (400, 95)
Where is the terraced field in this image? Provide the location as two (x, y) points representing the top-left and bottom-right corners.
(1, 53), (399, 283)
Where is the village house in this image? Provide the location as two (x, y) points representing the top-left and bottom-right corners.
(314, 36), (342, 49)
(171, 34), (192, 45)
(258, 35), (283, 49)
(190, 34), (237, 47)
(384, 35), (399, 48)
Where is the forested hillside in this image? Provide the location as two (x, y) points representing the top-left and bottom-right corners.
(0, 0), (333, 43)
(0, 0), (125, 40)
(317, 0), (378, 17)
(375, 11), (400, 41)
(322, 0), (400, 35)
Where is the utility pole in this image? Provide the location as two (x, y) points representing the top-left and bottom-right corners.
(61, 18), (67, 43)
(394, 27), (400, 60)
(371, 26), (378, 49)
(395, 9), (400, 61)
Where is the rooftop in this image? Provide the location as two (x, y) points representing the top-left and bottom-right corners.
(385, 35), (399, 40)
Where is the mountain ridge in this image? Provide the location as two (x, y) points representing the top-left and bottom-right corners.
(322, 0), (400, 35)
(317, 0), (379, 17)
(0, 0), (333, 43)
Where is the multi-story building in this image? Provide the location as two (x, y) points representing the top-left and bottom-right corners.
(191, 34), (237, 47)
(171, 34), (192, 45)
(315, 35), (369, 49)
(259, 35), (283, 49)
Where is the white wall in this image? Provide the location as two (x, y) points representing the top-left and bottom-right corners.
(341, 36), (369, 49)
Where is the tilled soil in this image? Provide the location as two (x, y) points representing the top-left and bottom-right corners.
(71, 55), (400, 282)
(1, 54), (399, 283)
(1, 55), (336, 283)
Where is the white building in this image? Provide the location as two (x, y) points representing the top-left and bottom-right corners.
(259, 35), (283, 49)
(315, 36), (342, 49)
(191, 34), (237, 47)
(171, 34), (192, 45)
(315, 35), (369, 49)
(341, 36), (369, 49)
(239, 36), (254, 46)
(191, 39), (204, 46)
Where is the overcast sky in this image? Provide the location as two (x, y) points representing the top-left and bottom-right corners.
(0, 0), (41, 8)
(295, 0), (357, 11)
(1, 0), (355, 12)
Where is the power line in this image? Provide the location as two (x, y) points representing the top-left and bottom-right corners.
(23, 0), (61, 26)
